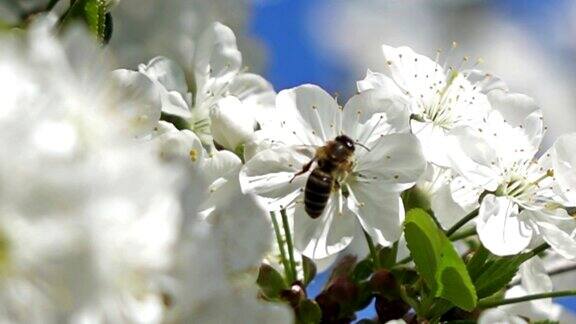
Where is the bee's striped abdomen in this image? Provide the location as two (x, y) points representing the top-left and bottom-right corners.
(304, 169), (333, 218)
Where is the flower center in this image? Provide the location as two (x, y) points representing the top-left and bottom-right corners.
(497, 169), (554, 205)
(421, 69), (460, 129)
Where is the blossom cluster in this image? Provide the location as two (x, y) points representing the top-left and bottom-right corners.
(1, 3), (576, 324)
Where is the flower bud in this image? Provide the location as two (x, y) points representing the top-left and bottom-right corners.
(375, 296), (410, 323)
(370, 269), (398, 297)
(210, 96), (255, 151)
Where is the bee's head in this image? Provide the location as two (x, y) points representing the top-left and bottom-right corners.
(335, 135), (355, 152)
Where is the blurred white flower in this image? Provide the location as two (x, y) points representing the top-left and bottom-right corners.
(164, 187), (292, 324)
(479, 257), (566, 323)
(0, 17), (185, 322)
(110, 69), (163, 137)
(150, 121), (242, 214)
(121, 22), (275, 151)
(109, 0), (265, 72)
(240, 84), (426, 259)
(0, 14), (287, 323)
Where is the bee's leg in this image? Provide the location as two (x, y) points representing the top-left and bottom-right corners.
(289, 158), (315, 183)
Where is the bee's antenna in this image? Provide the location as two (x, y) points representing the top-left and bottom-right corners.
(355, 141), (371, 152)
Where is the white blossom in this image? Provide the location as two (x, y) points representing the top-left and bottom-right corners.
(358, 45), (492, 166)
(448, 90), (576, 257)
(0, 18), (184, 322)
(130, 22), (275, 151)
(240, 84), (425, 259)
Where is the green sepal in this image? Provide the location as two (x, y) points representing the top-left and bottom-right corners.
(256, 263), (288, 300)
(473, 252), (531, 298)
(351, 259), (373, 283)
(302, 255), (317, 286)
(378, 243), (398, 269)
(296, 299), (322, 324)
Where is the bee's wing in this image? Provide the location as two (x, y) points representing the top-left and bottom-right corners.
(292, 145), (318, 160)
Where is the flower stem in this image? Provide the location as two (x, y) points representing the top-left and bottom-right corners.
(528, 242), (550, 257)
(363, 230), (380, 268)
(280, 209), (297, 282)
(445, 208), (479, 237)
(448, 227), (477, 241)
(479, 290), (576, 308)
(270, 212), (293, 282)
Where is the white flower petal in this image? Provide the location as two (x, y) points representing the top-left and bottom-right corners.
(357, 69), (404, 94)
(447, 127), (501, 192)
(487, 89), (542, 132)
(430, 183), (469, 230)
(477, 195), (534, 256)
(341, 88), (411, 147)
(194, 22), (242, 89)
(478, 309), (527, 324)
(520, 256), (553, 311)
(211, 192), (271, 273)
(464, 69), (509, 93)
(349, 184), (404, 247)
(294, 193), (355, 259)
(334, 221), (371, 260)
(210, 96), (255, 150)
(276, 84), (339, 144)
(552, 133), (576, 204)
(138, 56), (188, 98)
(355, 133), (425, 190)
(111, 69), (162, 137)
(450, 176), (482, 212)
(502, 285), (563, 321)
(229, 73), (275, 112)
(138, 56), (192, 119)
(240, 146), (314, 210)
(202, 150), (242, 184)
(154, 129), (206, 164)
(381, 45), (445, 107)
(529, 210), (576, 261)
(411, 121), (452, 167)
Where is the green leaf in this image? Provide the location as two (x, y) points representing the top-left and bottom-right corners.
(404, 209), (477, 311)
(61, 0), (112, 43)
(473, 253), (529, 298)
(84, 0), (108, 41)
(256, 264), (287, 299)
(302, 255), (317, 286)
(296, 299), (322, 324)
(466, 245), (490, 280)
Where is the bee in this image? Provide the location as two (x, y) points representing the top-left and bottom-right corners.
(291, 135), (366, 218)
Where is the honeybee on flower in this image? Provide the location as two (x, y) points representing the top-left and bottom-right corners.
(240, 84), (426, 259)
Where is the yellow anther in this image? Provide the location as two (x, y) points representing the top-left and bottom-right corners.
(189, 149), (198, 162)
